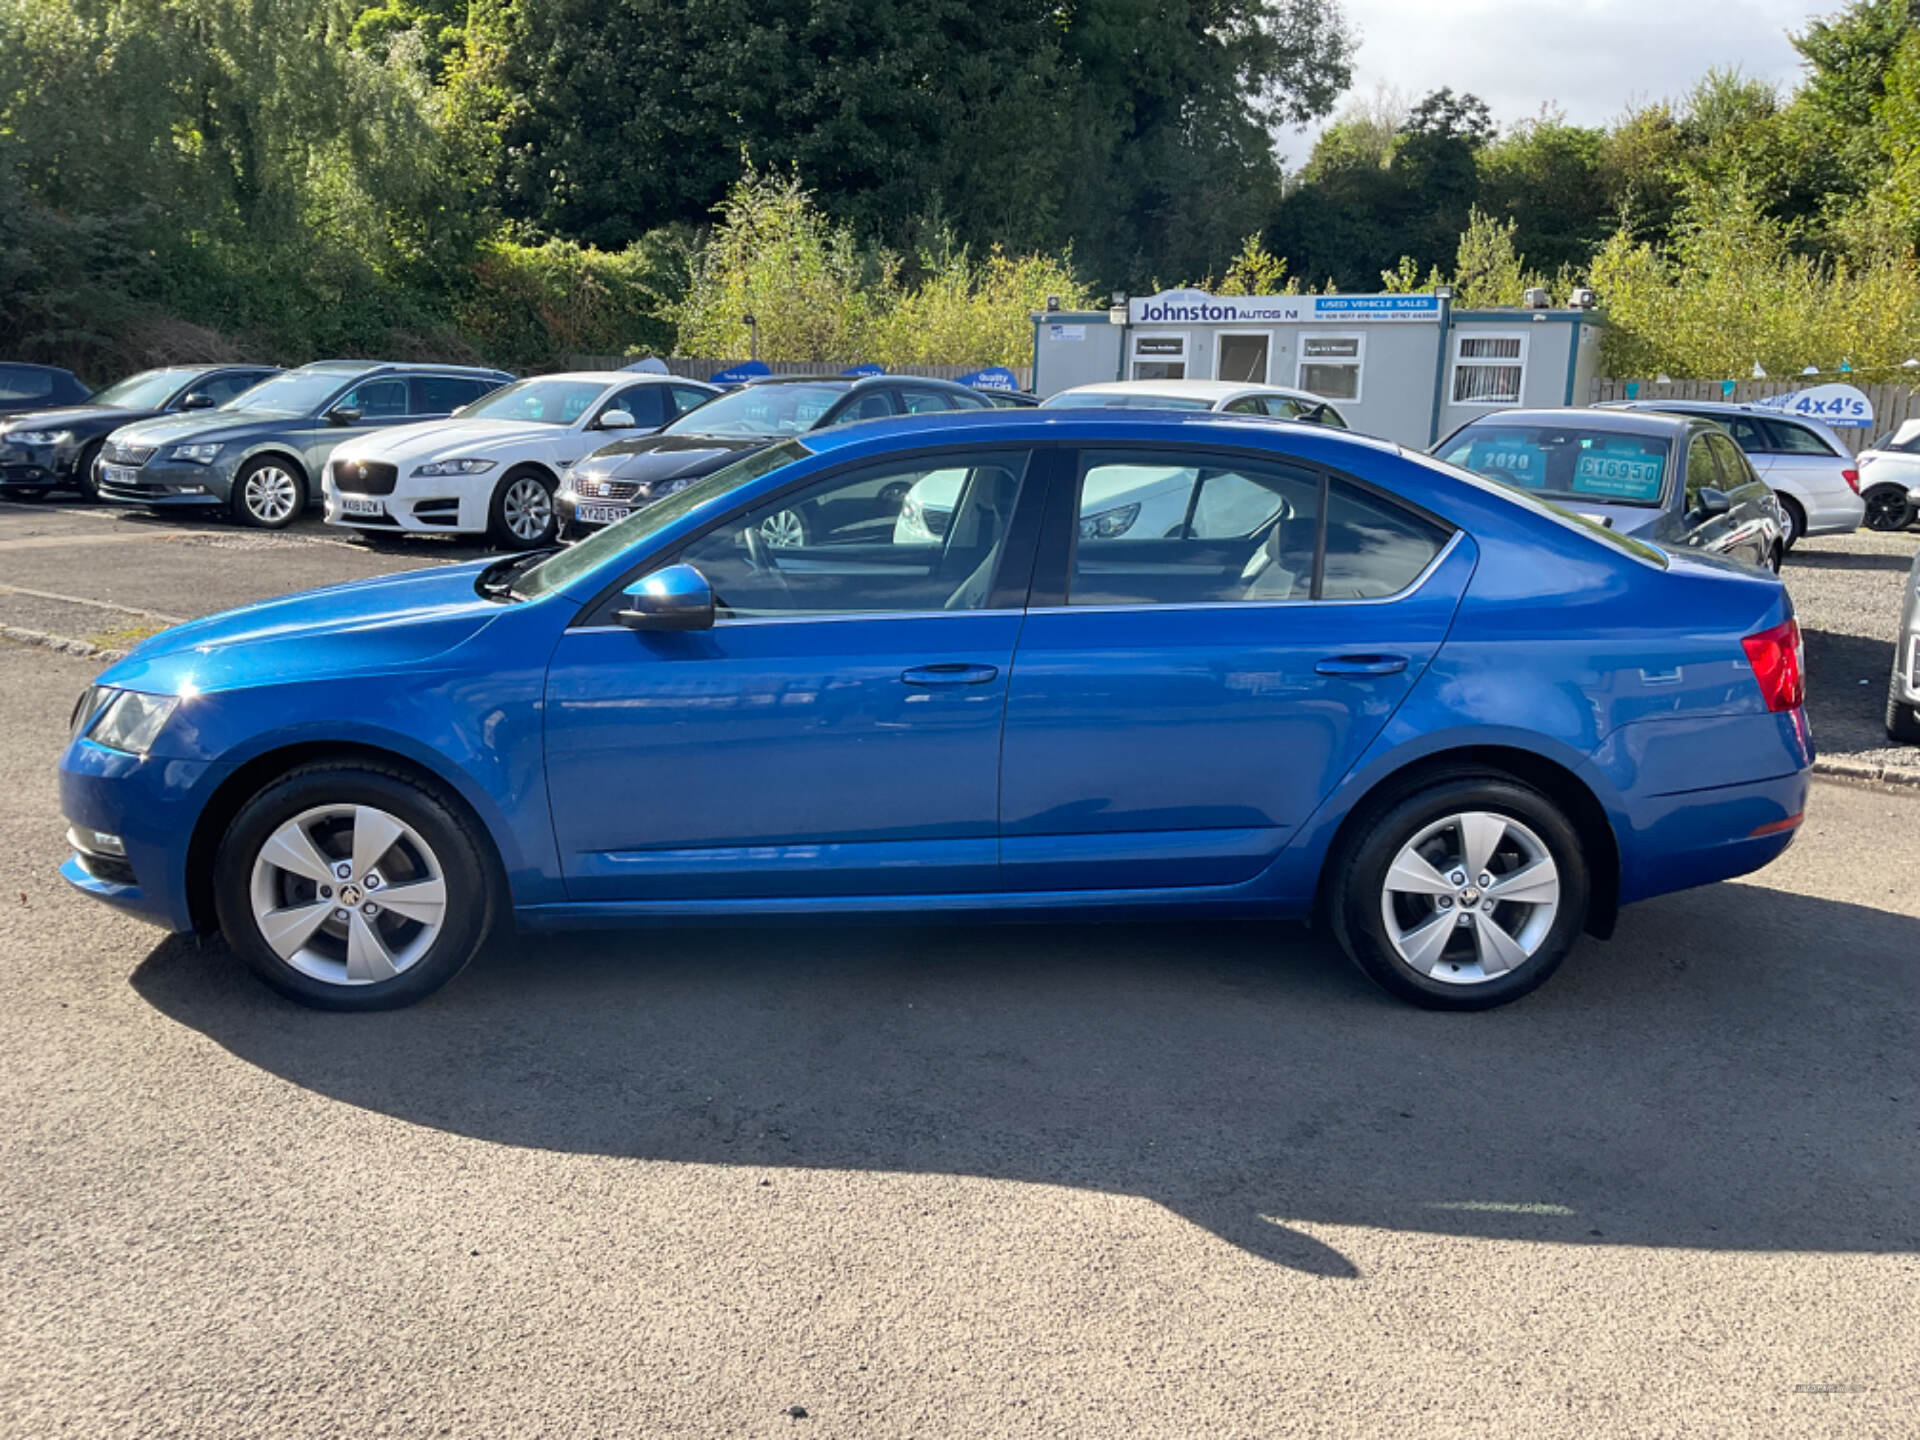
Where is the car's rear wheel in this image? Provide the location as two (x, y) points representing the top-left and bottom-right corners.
(1887, 673), (1920, 745)
(213, 763), (496, 1010)
(1863, 483), (1913, 533)
(1777, 495), (1805, 551)
(231, 457), (305, 529)
(489, 467), (557, 550)
(1331, 775), (1590, 1009)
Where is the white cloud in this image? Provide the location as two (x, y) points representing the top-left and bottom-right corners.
(1282, 0), (1834, 163)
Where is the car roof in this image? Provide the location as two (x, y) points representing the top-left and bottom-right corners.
(1601, 398), (1840, 431)
(0, 361), (80, 378)
(794, 403), (1403, 459)
(1450, 407), (1697, 440)
(736, 374), (978, 393)
(1058, 379), (1324, 403)
(293, 360), (512, 378)
(506, 371), (690, 385)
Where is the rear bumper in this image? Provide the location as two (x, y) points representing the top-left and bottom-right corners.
(1616, 767), (1810, 905)
(1798, 487), (1865, 535)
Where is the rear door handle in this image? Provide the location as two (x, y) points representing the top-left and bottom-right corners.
(1315, 653), (1408, 676)
(901, 663), (1000, 687)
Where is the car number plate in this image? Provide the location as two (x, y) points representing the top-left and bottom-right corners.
(340, 497), (385, 517)
(102, 465), (137, 485)
(574, 504), (629, 525)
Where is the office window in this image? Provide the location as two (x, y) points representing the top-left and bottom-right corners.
(1297, 335), (1363, 401)
(1216, 333), (1271, 384)
(1130, 334), (1188, 381)
(1451, 334), (1528, 405)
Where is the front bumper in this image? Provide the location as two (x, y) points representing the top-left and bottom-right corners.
(96, 455), (234, 508)
(0, 441), (83, 489)
(323, 469), (491, 536)
(59, 737), (222, 932)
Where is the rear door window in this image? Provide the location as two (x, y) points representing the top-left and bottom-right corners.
(1758, 418), (1837, 456)
(411, 375), (497, 414)
(1706, 432), (1753, 488)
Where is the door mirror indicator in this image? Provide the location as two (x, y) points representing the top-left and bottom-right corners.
(598, 409), (636, 430)
(615, 564), (715, 631)
(327, 407), (362, 426)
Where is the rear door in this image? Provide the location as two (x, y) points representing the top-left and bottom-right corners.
(997, 444), (1470, 892)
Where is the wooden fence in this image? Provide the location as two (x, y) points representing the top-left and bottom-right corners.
(569, 356), (1034, 389)
(1590, 377), (1916, 452)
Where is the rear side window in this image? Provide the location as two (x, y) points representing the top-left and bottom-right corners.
(1758, 418), (1837, 456)
(411, 375), (496, 414)
(1065, 449), (1447, 607)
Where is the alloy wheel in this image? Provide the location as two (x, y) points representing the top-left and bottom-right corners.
(248, 803), (449, 986)
(503, 476), (554, 541)
(243, 466), (299, 525)
(1378, 810), (1561, 985)
(759, 508), (807, 548)
(1864, 485), (1912, 532)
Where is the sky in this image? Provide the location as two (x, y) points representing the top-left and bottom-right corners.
(1282, 0), (1839, 164)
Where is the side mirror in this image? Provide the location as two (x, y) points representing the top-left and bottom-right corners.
(327, 407), (362, 426)
(1697, 487), (1732, 518)
(615, 564), (714, 632)
(180, 392), (215, 410)
(597, 409), (637, 430)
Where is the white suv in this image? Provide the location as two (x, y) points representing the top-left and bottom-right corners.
(1041, 379), (1351, 428)
(1599, 400), (1863, 548)
(323, 373), (718, 548)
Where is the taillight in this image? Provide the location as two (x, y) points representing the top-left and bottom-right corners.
(1742, 618), (1805, 713)
(1842, 468), (1860, 493)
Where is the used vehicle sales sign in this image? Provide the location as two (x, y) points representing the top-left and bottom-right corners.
(1127, 291), (1443, 325)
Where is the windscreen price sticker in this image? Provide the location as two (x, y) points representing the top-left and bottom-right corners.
(1574, 452), (1662, 501)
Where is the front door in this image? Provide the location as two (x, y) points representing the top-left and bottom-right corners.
(544, 446), (1044, 901)
(998, 445), (1471, 891)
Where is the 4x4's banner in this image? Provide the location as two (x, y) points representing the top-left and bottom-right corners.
(1755, 383), (1873, 427)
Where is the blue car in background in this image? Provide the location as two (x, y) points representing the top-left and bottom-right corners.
(58, 410), (1811, 1012)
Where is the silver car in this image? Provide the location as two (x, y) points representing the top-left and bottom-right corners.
(1598, 400), (1864, 549)
(97, 361), (511, 528)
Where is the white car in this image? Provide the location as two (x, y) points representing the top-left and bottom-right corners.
(323, 372), (719, 548)
(1856, 418), (1920, 532)
(1040, 378), (1351, 428)
(1599, 400), (1864, 547)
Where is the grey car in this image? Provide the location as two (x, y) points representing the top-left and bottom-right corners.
(97, 361), (512, 528)
(1434, 409), (1785, 571)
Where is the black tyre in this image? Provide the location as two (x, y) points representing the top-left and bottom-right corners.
(230, 456), (306, 529)
(1778, 495), (1805, 551)
(1888, 673), (1920, 745)
(1330, 774), (1591, 1010)
(1863, 483), (1913, 533)
(213, 763), (497, 1010)
(70, 440), (103, 501)
(487, 467), (558, 550)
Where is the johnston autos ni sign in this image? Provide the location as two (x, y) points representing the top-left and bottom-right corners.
(1126, 292), (1444, 325)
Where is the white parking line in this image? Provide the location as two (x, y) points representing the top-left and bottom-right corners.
(0, 583), (186, 625)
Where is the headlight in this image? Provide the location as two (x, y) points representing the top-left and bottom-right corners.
(171, 442), (223, 464)
(69, 684), (111, 736)
(9, 429), (72, 446)
(1078, 502), (1141, 540)
(414, 458), (496, 477)
(86, 689), (180, 756)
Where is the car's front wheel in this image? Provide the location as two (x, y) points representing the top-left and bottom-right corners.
(1331, 775), (1590, 1009)
(489, 468), (558, 550)
(213, 763), (496, 1009)
(1863, 483), (1913, 533)
(231, 457), (306, 529)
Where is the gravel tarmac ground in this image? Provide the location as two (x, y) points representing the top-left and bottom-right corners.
(1782, 526), (1920, 774)
(0, 498), (1916, 1437)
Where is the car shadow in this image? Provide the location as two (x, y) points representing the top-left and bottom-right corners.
(1801, 626), (1905, 754)
(1788, 546), (1916, 574)
(131, 881), (1919, 1277)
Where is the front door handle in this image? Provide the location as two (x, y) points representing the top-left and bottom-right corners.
(1315, 653), (1408, 676)
(901, 663), (1000, 687)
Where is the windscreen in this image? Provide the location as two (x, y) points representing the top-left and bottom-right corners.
(225, 370), (357, 414)
(663, 384), (849, 437)
(89, 369), (196, 410)
(1438, 425), (1671, 507)
(461, 378), (610, 425)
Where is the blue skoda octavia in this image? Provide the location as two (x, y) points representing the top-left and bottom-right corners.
(59, 410), (1812, 1011)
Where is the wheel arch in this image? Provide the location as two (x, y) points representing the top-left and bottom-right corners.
(183, 739), (509, 932)
(1313, 744), (1621, 941)
(234, 446), (313, 487)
